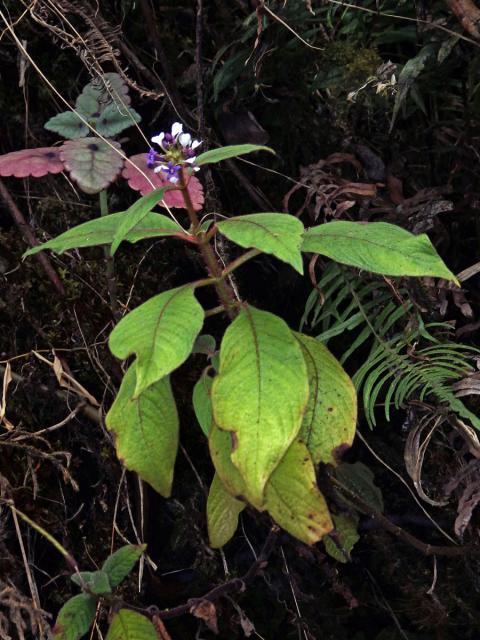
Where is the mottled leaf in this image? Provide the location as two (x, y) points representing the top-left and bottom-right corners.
(302, 221), (458, 283)
(218, 213), (304, 274)
(60, 137), (124, 194)
(45, 111), (89, 139)
(122, 154), (204, 211)
(0, 147), (64, 178)
(102, 544), (147, 588)
(265, 440), (333, 545)
(295, 333), (357, 465)
(207, 473), (246, 548)
(211, 305), (309, 507)
(94, 103), (142, 137)
(106, 363), (179, 496)
(109, 286), (204, 397)
(52, 594), (96, 640)
(79, 72), (131, 112)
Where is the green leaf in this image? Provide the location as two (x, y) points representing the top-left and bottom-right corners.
(193, 371), (214, 437)
(295, 333), (357, 465)
(106, 363), (179, 496)
(45, 111), (89, 139)
(94, 103), (142, 137)
(208, 423), (250, 500)
(106, 609), (159, 640)
(192, 334), (216, 356)
(324, 514), (360, 563)
(24, 211), (183, 257)
(78, 73), (131, 114)
(110, 186), (170, 255)
(334, 462), (384, 514)
(109, 286), (204, 397)
(60, 137), (124, 194)
(196, 144), (274, 166)
(264, 440), (333, 545)
(52, 593), (97, 640)
(102, 544), (147, 588)
(207, 473), (246, 548)
(71, 570), (111, 595)
(217, 213), (304, 274)
(390, 45), (435, 132)
(211, 305), (309, 507)
(302, 221), (458, 283)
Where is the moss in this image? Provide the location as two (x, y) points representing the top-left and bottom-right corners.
(315, 41), (382, 93)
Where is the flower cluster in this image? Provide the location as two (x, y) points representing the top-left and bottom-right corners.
(147, 122), (201, 184)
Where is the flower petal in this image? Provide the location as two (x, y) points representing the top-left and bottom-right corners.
(151, 133), (165, 146)
(179, 132), (192, 147)
(171, 122), (183, 138)
(185, 157), (197, 164)
(191, 139), (202, 150)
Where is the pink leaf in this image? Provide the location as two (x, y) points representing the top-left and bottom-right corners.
(0, 148), (64, 178)
(122, 154), (204, 211)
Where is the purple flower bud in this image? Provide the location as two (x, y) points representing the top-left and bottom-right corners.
(146, 148), (157, 168)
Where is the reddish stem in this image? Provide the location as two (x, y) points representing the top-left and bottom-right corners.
(179, 171), (238, 318)
(0, 179), (65, 296)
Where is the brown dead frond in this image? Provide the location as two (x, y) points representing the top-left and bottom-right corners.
(283, 153), (377, 220)
(24, 0), (164, 100)
(0, 580), (51, 640)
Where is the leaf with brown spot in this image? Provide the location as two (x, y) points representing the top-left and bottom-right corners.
(295, 333), (357, 465)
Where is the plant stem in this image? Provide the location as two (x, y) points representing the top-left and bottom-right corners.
(222, 248), (262, 277)
(99, 190), (120, 321)
(5, 501), (87, 572)
(0, 178), (65, 296)
(179, 172), (238, 319)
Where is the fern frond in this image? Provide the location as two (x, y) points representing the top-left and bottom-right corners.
(302, 263), (480, 430)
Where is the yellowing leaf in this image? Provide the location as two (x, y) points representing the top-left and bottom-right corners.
(109, 286), (204, 397)
(217, 213), (304, 274)
(265, 440), (333, 545)
(211, 306), (309, 507)
(106, 609), (159, 640)
(295, 333), (357, 465)
(208, 423), (250, 500)
(106, 363), (178, 497)
(207, 473), (246, 548)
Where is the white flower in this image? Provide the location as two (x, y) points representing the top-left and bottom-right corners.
(171, 122), (183, 138)
(151, 132), (165, 146)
